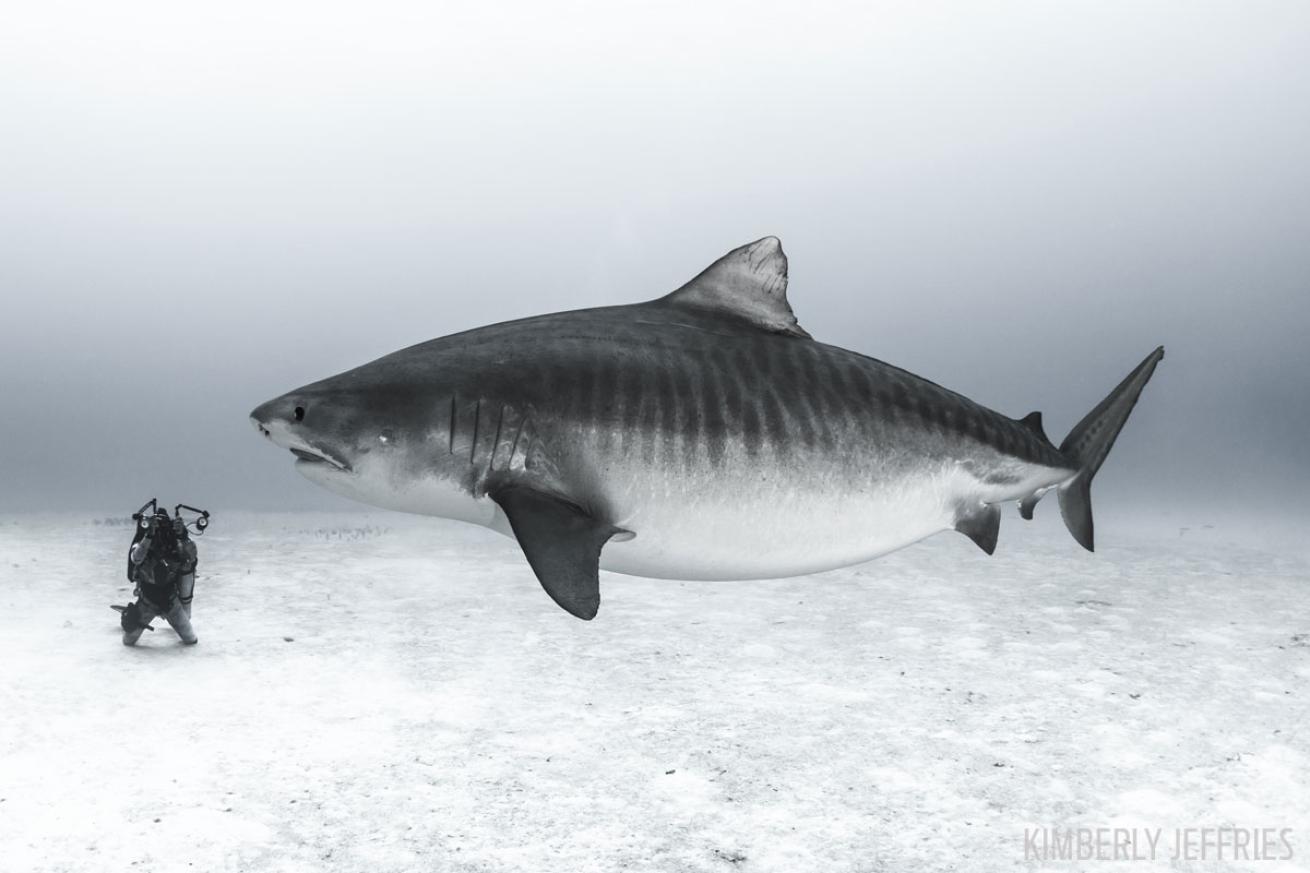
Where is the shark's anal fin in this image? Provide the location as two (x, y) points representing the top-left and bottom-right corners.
(955, 503), (1001, 555)
(490, 485), (627, 620)
(661, 236), (810, 338)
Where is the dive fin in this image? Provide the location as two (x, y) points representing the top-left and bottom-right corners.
(955, 503), (1001, 555)
(490, 485), (626, 620)
(1056, 346), (1165, 551)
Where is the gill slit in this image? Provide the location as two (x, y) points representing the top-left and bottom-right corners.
(448, 394), (457, 455)
(489, 404), (506, 470)
(470, 399), (482, 466)
(509, 414), (528, 466)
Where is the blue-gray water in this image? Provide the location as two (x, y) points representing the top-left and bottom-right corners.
(1, 1), (1307, 517)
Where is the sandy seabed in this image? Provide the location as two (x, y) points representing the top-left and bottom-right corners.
(1, 509), (1307, 873)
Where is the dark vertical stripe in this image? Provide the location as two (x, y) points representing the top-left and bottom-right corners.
(595, 360), (617, 455)
(748, 337), (788, 454)
(963, 409), (982, 444)
(784, 342), (818, 449)
(848, 364), (878, 441)
(712, 346), (742, 434)
(751, 335), (774, 378)
(762, 386), (788, 454)
(937, 399), (954, 432)
(741, 402), (763, 458)
(674, 361), (699, 469)
(821, 351), (854, 437)
(800, 345), (836, 450)
(890, 378), (910, 414)
(656, 352), (678, 468)
(914, 393), (936, 434)
(575, 363), (596, 427)
(700, 350), (726, 468)
(732, 346), (762, 458)
(998, 422), (1018, 456)
(638, 355), (659, 465)
(618, 359), (641, 455)
(911, 388), (932, 427)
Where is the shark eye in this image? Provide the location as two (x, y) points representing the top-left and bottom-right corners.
(294, 406), (305, 422)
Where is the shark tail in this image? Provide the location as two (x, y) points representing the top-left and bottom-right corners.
(1055, 346), (1165, 551)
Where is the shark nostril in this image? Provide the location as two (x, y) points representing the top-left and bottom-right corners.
(294, 406), (305, 422)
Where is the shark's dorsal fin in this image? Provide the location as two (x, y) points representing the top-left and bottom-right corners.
(661, 236), (810, 338)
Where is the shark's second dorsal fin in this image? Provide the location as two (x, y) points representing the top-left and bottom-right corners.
(1019, 411), (1050, 443)
(660, 237), (810, 338)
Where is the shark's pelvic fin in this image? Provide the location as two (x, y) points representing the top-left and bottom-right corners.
(661, 236), (810, 338)
(490, 485), (627, 620)
(1056, 346), (1165, 551)
(1019, 493), (1041, 521)
(955, 502), (1001, 555)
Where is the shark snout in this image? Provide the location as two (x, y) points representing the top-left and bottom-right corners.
(250, 395), (307, 431)
(249, 396), (353, 472)
(249, 396), (305, 444)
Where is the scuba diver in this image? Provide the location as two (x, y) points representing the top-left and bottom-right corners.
(114, 499), (210, 647)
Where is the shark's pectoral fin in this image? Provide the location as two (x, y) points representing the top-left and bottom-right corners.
(490, 485), (627, 620)
(955, 503), (1001, 555)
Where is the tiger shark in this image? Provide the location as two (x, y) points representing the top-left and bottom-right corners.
(250, 237), (1163, 619)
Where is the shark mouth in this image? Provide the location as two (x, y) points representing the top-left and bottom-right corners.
(290, 447), (352, 472)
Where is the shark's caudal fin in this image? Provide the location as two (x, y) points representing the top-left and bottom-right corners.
(1056, 346), (1165, 551)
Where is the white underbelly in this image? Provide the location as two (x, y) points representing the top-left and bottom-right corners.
(315, 441), (1070, 583)
(592, 448), (1073, 580)
(596, 467), (973, 580)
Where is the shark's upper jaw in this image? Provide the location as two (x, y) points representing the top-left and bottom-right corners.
(250, 413), (354, 474)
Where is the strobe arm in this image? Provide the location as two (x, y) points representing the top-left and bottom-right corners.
(174, 504), (211, 533)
